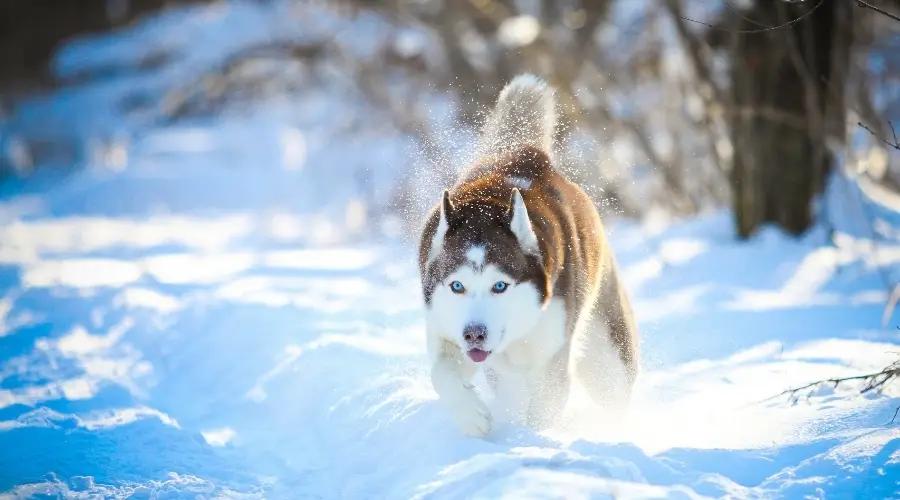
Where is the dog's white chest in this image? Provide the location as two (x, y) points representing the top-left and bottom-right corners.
(482, 350), (554, 424)
(482, 357), (532, 422)
(480, 298), (567, 423)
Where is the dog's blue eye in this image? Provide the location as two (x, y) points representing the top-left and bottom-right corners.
(492, 281), (509, 293)
(450, 281), (465, 293)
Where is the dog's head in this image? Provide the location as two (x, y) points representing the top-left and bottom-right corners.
(421, 188), (551, 363)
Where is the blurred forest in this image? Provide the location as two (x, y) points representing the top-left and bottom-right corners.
(0, 0), (211, 93)
(1, 0), (899, 240)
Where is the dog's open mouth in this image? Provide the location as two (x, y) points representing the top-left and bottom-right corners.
(467, 348), (491, 363)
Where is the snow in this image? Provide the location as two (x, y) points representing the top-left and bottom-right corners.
(497, 16), (542, 48)
(1, 1), (900, 499)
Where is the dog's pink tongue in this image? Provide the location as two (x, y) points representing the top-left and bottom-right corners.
(467, 348), (490, 363)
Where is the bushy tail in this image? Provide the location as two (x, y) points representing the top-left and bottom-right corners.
(476, 74), (557, 159)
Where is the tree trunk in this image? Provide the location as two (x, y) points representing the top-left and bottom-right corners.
(729, 0), (853, 239)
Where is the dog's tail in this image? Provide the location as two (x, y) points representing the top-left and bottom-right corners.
(476, 73), (557, 159)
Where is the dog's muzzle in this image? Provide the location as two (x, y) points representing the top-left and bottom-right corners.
(463, 323), (491, 363)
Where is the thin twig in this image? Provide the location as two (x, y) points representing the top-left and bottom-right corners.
(859, 121), (900, 150)
(758, 364), (900, 405)
(857, 0), (900, 23)
(723, 1), (772, 29)
(679, 0), (825, 34)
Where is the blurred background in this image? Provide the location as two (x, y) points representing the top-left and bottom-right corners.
(2, 0), (900, 498)
(2, 0), (897, 236)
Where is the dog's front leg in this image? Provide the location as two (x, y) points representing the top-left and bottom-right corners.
(428, 335), (492, 437)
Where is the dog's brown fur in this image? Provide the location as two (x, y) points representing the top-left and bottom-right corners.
(418, 145), (639, 385)
(418, 74), (639, 436)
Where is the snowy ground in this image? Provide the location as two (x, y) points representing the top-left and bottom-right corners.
(2, 163), (900, 500)
(2, 2), (900, 499)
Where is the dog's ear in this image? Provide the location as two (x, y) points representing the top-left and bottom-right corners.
(509, 188), (539, 254)
(427, 190), (454, 263)
(440, 189), (454, 225)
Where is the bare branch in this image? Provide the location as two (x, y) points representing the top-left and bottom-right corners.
(759, 360), (900, 407)
(858, 121), (900, 151)
(677, 0), (826, 34)
(723, 2), (773, 29)
(856, 0), (900, 23)
(663, 0), (726, 106)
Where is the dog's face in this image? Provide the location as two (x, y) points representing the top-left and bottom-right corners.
(422, 188), (550, 363)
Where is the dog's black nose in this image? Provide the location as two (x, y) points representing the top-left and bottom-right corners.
(463, 323), (487, 345)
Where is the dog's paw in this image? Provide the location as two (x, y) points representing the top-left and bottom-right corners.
(447, 385), (492, 437)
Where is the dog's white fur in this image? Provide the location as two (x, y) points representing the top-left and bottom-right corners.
(424, 77), (574, 437)
(426, 292), (567, 436)
(476, 74), (557, 159)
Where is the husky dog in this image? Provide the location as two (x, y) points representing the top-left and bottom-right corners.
(418, 74), (639, 437)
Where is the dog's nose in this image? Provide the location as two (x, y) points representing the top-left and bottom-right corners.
(462, 323), (487, 346)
